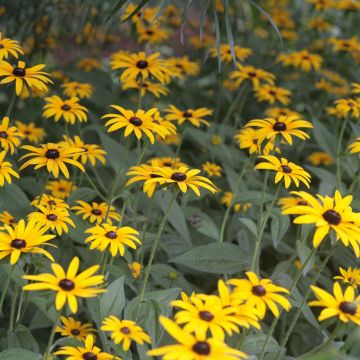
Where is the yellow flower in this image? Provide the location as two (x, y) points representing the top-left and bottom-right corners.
(148, 157), (187, 170)
(0, 32), (23, 60)
(0, 116), (23, 154)
(329, 37), (360, 53)
(165, 105), (213, 127)
(307, 151), (334, 166)
(255, 156), (311, 188)
(202, 162), (222, 177)
(0, 211), (17, 227)
(76, 58), (102, 72)
(307, 0), (334, 11)
(309, 282), (360, 324)
(352, 82), (360, 94)
(234, 128), (259, 154)
(229, 64), (275, 88)
(19, 143), (85, 178)
(220, 192), (250, 213)
(56, 316), (96, 342)
(228, 271), (291, 319)
(61, 81), (93, 99)
(43, 95), (88, 124)
(282, 190), (360, 255)
(15, 121), (45, 144)
(0, 150), (19, 186)
(278, 196), (308, 211)
(211, 135), (222, 145)
(264, 107), (301, 118)
(23, 256), (105, 313)
(101, 316), (151, 351)
(334, 267), (360, 289)
(0, 60), (52, 95)
(121, 3), (157, 24)
(334, 98), (360, 118)
(167, 56), (200, 78)
(136, 23), (169, 44)
(254, 84), (291, 105)
(46, 179), (75, 199)
(55, 334), (119, 359)
(31, 193), (70, 209)
(307, 16), (332, 32)
(147, 316), (247, 360)
(0, 219), (55, 265)
(277, 50), (323, 72)
(128, 262), (142, 278)
(209, 44), (252, 63)
(121, 78), (169, 98)
(71, 200), (121, 224)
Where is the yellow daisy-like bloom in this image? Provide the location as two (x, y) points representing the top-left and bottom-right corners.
(255, 156), (311, 188)
(0, 219), (55, 265)
(148, 157), (186, 169)
(211, 135), (222, 145)
(76, 58), (102, 72)
(61, 81), (94, 99)
(234, 128), (259, 154)
(0, 211), (17, 227)
(152, 111), (178, 137)
(282, 190), (360, 255)
(265, 107), (301, 118)
(220, 192), (251, 213)
(202, 162), (222, 177)
(167, 56), (200, 78)
(334, 267), (360, 289)
(43, 95), (88, 124)
(110, 51), (171, 84)
(128, 261), (142, 278)
(15, 121), (45, 144)
(147, 316), (247, 360)
(277, 50), (323, 72)
(136, 23), (169, 44)
(165, 105), (213, 127)
(190, 34), (215, 49)
(254, 84), (291, 105)
(209, 44), (252, 63)
(102, 106), (165, 144)
(121, 3), (157, 24)
(352, 82), (360, 94)
(146, 166), (217, 196)
(121, 78), (169, 98)
(46, 179), (75, 199)
(309, 282), (360, 324)
(229, 64), (275, 88)
(307, 151), (334, 166)
(23, 256), (105, 313)
(307, 16), (332, 32)
(71, 200), (121, 224)
(0, 32), (23, 60)
(126, 164), (161, 198)
(19, 83), (49, 99)
(228, 272), (291, 319)
(0, 116), (23, 154)
(0, 60), (52, 95)
(329, 37), (360, 53)
(55, 334), (119, 360)
(28, 205), (75, 235)
(59, 135), (106, 166)
(19, 143), (85, 178)
(85, 223), (140, 257)
(334, 98), (360, 118)
(336, 0), (360, 10)
(56, 316), (96, 342)
(0, 150), (19, 186)
(307, 0), (334, 11)
(278, 196), (308, 211)
(31, 193), (69, 210)
(101, 316), (151, 351)
(245, 116), (313, 146)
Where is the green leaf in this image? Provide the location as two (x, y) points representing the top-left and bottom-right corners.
(6, 325), (39, 352)
(306, 166), (337, 186)
(235, 191), (273, 204)
(185, 206), (219, 240)
(224, 0), (236, 65)
(311, 118), (336, 155)
(171, 243), (250, 274)
(67, 187), (97, 206)
(242, 334), (280, 354)
(100, 276), (126, 319)
(0, 349), (40, 360)
(238, 218), (257, 237)
(0, 183), (31, 218)
(121, 0), (151, 23)
(104, 0), (128, 22)
(270, 211), (290, 248)
(180, 0), (193, 44)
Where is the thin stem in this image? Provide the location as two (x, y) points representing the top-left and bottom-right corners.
(223, 83), (248, 124)
(5, 87), (17, 117)
(275, 244), (337, 360)
(92, 167), (107, 193)
(0, 265), (14, 316)
(175, 128), (187, 158)
(37, 173), (50, 206)
(84, 172), (107, 201)
(336, 117), (349, 192)
(43, 310), (61, 360)
(134, 190), (179, 320)
(9, 286), (18, 332)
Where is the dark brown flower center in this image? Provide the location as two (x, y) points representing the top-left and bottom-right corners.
(281, 165), (292, 173)
(91, 209), (102, 216)
(273, 121), (287, 131)
(269, 90), (276, 96)
(61, 104), (71, 111)
(163, 161), (172, 167)
(248, 71), (256, 77)
(0, 131), (8, 139)
(45, 149), (60, 159)
(199, 311), (214, 322)
(298, 200), (307, 205)
(105, 231), (117, 239)
(339, 301), (357, 315)
(171, 172), (187, 181)
(121, 326), (131, 334)
(150, 173), (161, 178)
(183, 111), (192, 118)
(13, 67), (26, 77)
(46, 214), (57, 221)
(129, 116), (143, 126)
(0, 44), (3, 49)
(48, 200), (57, 206)
(83, 352), (97, 360)
(146, 30), (154, 35)
(252, 285), (266, 296)
(136, 60), (148, 69)
(192, 341), (211, 355)
(71, 329), (81, 336)
(322, 209), (341, 225)
(59, 278), (75, 291)
(11, 239), (26, 249)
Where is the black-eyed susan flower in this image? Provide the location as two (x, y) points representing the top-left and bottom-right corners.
(334, 98), (360, 118)
(245, 116), (313, 146)
(307, 0), (334, 11)
(329, 37), (360, 53)
(307, 151), (334, 166)
(202, 162), (222, 177)
(147, 316), (247, 360)
(282, 190), (360, 255)
(23, 256), (105, 313)
(0, 211), (17, 227)
(228, 271), (291, 319)
(121, 78), (169, 98)
(0, 60), (52, 95)
(265, 107), (301, 118)
(147, 166), (217, 196)
(309, 282), (360, 324)
(43, 95), (88, 124)
(152, 111), (178, 137)
(46, 179), (75, 199)
(334, 267), (360, 289)
(102, 106), (165, 143)
(220, 191), (251, 213)
(278, 196), (308, 211)
(136, 23), (169, 44)
(0, 151), (19, 186)
(71, 200), (121, 224)
(234, 128), (260, 154)
(148, 157), (186, 168)
(229, 64), (275, 88)
(128, 261), (142, 278)
(255, 156), (311, 188)
(0, 219), (55, 265)
(209, 44), (252, 63)
(55, 334), (119, 359)
(31, 193), (69, 209)
(0, 32), (23, 60)
(76, 58), (101, 72)
(85, 224), (140, 257)
(167, 56), (200, 78)
(61, 81), (93, 99)
(277, 50), (323, 72)
(59, 135), (106, 166)
(126, 164), (161, 198)
(165, 105), (212, 127)
(56, 316), (96, 342)
(0, 116), (23, 154)
(15, 121), (45, 144)
(254, 84), (291, 105)
(101, 316), (151, 351)
(28, 205), (75, 235)
(110, 51), (171, 84)
(19, 143), (85, 178)
(352, 82), (360, 94)
(121, 3), (157, 24)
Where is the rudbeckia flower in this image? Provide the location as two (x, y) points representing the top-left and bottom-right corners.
(126, 164), (161, 198)
(56, 316), (96, 342)
(277, 50), (323, 72)
(0, 150), (19, 186)
(0, 116), (23, 154)
(167, 56), (200, 78)
(46, 179), (76, 199)
(334, 98), (360, 118)
(121, 78), (169, 98)
(15, 121), (45, 144)
(165, 105), (213, 127)
(136, 23), (170, 44)
(209, 44), (252, 63)
(307, 151), (334, 166)
(128, 261), (142, 278)
(0, 211), (17, 227)
(76, 58), (102, 72)
(202, 162), (222, 177)
(334, 267), (360, 289)
(229, 64), (275, 88)
(31, 193), (69, 210)
(254, 84), (292, 105)
(0, 32), (23, 60)
(61, 81), (93, 99)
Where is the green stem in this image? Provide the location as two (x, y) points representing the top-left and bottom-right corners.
(9, 286), (18, 332)
(43, 310), (61, 360)
(258, 247), (317, 360)
(275, 244), (337, 360)
(0, 266), (14, 316)
(84, 172), (107, 201)
(92, 167), (107, 193)
(133, 190), (179, 320)
(336, 117), (349, 192)
(223, 83), (248, 124)
(175, 128), (187, 158)
(5, 87), (17, 117)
